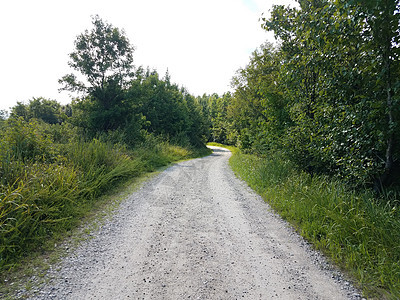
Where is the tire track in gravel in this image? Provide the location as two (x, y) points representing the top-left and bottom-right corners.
(27, 146), (362, 300)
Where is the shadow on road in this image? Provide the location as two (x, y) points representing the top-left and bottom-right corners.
(208, 147), (229, 157)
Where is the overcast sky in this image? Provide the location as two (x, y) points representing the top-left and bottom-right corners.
(0, 0), (296, 111)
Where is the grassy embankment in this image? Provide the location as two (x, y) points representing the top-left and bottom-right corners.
(0, 118), (210, 275)
(209, 143), (400, 299)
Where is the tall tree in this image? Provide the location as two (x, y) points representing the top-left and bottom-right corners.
(10, 98), (64, 124)
(59, 15), (135, 133)
(130, 70), (189, 138)
(59, 15), (134, 97)
(355, 0), (400, 186)
(261, 0), (400, 186)
(230, 43), (287, 152)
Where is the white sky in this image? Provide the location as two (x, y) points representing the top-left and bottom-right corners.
(0, 0), (296, 111)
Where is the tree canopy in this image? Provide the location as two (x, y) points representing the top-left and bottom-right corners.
(10, 97), (67, 124)
(205, 0), (400, 189)
(59, 15), (134, 96)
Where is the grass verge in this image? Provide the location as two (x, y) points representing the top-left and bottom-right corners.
(0, 169), (162, 299)
(0, 135), (211, 298)
(220, 145), (399, 299)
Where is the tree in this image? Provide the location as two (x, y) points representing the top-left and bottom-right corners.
(353, 0), (400, 187)
(10, 98), (64, 124)
(59, 15), (136, 134)
(260, 0), (400, 186)
(28, 97), (63, 124)
(10, 102), (29, 121)
(0, 110), (8, 130)
(126, 69), (209, 146)
(205, 93), (235, 145)
(130, 70), (189, 138)
(230, 43), (287, 152)
(184, 93), (209, 147)
(59, 15), (134, 98)
(0, 110), (7, 121)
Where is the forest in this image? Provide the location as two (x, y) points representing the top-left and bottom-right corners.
(207, 0), (400, 191)
(1, 0), (400, 298)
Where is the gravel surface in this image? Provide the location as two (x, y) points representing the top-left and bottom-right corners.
(21, 146), (362, 299)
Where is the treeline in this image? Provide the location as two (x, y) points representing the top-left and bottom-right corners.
(9, 69), (209, 148)
(0, 16), (209, 269)
(206, 0), (400, 190)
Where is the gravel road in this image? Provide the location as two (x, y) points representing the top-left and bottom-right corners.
(25, 146), (362, 299)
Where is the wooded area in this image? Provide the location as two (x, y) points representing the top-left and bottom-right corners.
(207, 0), (400, 191)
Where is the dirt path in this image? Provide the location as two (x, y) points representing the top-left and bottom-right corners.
(28, 146), (361, 299)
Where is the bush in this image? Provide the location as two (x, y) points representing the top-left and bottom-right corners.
(0, 118), (55, 163)
(0, 119), (206, 269)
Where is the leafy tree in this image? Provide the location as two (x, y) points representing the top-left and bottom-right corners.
(59, 15), (136, 133)
(353, 0), (400, 187)
(205, 93), (235, 145)
(202, 0), (399, 188)
(0, 110), (8, 121)
(59, 15), (134, 96)
(10, 98), (64, 124)
(28, 97), (63, 124)
(10, 102), (29, 121)
(127, 69), (209, 146)
(129, 70), (187, 138)
(0, 110), (8, 130)
(261, 0), (400, 186)
(230, 43), (288, 152)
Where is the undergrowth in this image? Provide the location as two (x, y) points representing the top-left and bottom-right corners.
(227, 147), (400, 299)
(0, 118), (210, 272)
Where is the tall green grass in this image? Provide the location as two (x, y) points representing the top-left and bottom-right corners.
(229, 149), (400, 299)
(0, 119), (209, 270)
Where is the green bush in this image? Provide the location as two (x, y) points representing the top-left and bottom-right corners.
(0, 118), (55, 163)
(0, 118), (206, 269)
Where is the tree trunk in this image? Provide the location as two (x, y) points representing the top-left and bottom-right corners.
(377, 3), (395, 189)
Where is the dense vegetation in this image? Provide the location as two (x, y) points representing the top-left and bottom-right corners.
(208, 0), (400, 190)
(226, 147), (400, 298)
(0, 16), (209, 270)
(205, 0), (400, 297)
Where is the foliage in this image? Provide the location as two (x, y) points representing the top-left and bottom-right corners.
(0, 16), (210, 270)
(58, 15), (135, 134)
(129, 68), (209, 147)
(204, 93), (235, 145)
(59, 15), (134, 95)
(229, 148), (400, 298)
(262, 0), (400, 186)
(57, 17), (208, 147)
(130, 70), (189, 138)
(9, 98), (67, 124)
(230, 43), (288, 152)
(209, 0), (400, 189)
(0, 117), (206, 270)
(69, 92), (143, 141)
(0, 110), (8, 121)
(0, 118), (55, 167)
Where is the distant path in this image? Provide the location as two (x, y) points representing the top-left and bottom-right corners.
(29, 146), (360, 299)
